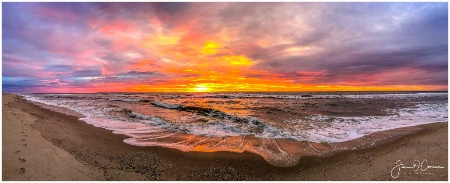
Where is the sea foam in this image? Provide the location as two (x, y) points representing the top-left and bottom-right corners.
(20, 92), (448, 166)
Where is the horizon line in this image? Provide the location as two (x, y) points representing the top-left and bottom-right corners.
(4, 90), (448, 94)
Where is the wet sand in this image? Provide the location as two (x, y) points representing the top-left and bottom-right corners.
(2, 93), (448, 180)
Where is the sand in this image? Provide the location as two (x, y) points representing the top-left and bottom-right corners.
(2, 94), (104, 180)
(2, 93), (448, 180)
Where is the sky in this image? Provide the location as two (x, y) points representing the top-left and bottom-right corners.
(2, 2), (448, 93)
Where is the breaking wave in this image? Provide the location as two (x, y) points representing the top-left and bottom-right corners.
(19, 92), (448, 167)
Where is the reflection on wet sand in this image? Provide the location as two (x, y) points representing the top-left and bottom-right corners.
(122, 125), (421, 167)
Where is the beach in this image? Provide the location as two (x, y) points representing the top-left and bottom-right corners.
(2, 93), (448, 180)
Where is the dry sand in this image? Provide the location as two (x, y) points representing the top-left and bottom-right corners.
(2, 93), (448, 180)
(2, 94), (104, 180)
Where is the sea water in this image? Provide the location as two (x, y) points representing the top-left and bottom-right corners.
(20, 92), (448, 166)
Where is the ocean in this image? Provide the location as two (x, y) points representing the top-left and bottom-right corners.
(20, 92), (448, 166)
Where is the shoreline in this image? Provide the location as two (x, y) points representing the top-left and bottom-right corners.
(3, 93), (448, 180)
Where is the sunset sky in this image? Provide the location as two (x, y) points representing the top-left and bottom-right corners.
(2, 2), (448, 93)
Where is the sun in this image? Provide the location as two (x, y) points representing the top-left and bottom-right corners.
(189, 84), (212, 92)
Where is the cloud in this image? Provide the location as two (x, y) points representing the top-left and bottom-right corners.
(2, 2), (447, 92)
(44, 64), (76, 72)
(125, 71), (159, 76)
(72, 69), (102, 77)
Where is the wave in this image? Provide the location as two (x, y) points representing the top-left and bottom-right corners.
(22, 94), (448, 142)
(109, 98), (141, 102)
(152, 101), (180, 109)
(157, 92), (448, 100)
(20, 93), (448, 167)
(120, 106), (289, 139)
(152, 101), (267, 127)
